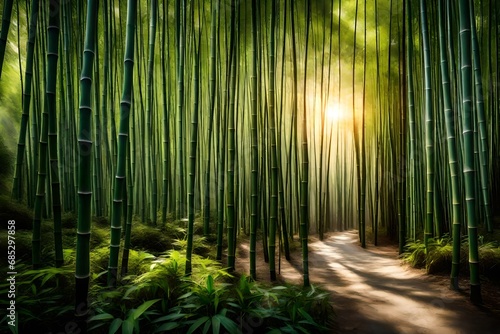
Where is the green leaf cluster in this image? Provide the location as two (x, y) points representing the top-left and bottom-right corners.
(88, 253), (334, 334)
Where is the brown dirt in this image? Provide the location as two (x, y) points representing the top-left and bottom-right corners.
(235, 230), (500, 333)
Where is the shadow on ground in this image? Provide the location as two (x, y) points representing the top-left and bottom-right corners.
(238, 230), (500, 334)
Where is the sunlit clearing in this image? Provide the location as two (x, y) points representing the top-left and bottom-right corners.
(325, 102), (345, 122)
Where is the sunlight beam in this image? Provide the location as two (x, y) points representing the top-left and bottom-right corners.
(325, 101), (345, 122)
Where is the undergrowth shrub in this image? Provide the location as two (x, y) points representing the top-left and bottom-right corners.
(130, 224), (173, 254)
(0, 220), (335, 334)
(0, 212), (335, 334)
(478, 241), (500, 277)
(90, 247), (155, 286)
(0, 253), (75, 332)
(173, 236), (211, 255)
(402, 235), (500, 278)
(88, 251), (335, 334)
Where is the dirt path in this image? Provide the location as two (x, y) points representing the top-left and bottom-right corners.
(236, 230), (500, 333)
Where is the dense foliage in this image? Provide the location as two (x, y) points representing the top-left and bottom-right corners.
(0, 221), (335, 333)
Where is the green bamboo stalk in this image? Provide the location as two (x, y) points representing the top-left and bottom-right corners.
(107, 0), (137, 288)
(420, 0), (434, 253)
(31, 66), (48, 268)
(176, 0), (187, 219)
(161, 0), (171, 222)
(226, 0), (237, 272)
(286, 0), (298, 239)
(398, 0), (407, 254)
(438, 0), (461, 290)
(352, 0), (363, 246)
(322, 4), (336, 233)
(57, 42), (66, 212)
(63, 1), (78, 212)
(30, 14), (42, 210)
(299, 0), (310, 287)
(458, 0), (482, 304)
(361, 0), (367, 249)
(216, 78), (227, 261)
(15, 1), (22, 126)
(268, 0), (278, 281)
(100, 0), (112, 217)
(203, 0), (218, 235)
(75, 0), (98, 321)
(469, 0), (492, 233)
(261, 111), (269, 264)
(32, 0), (60, 269)
(186, 26), (201, 276)
(46, 2), (63, 267)
(121, 135), (134, 275)
(93, 25), (103, 218)
(0, 0), (14, 78)
(281, 0), (295, 243)
(137, 5), (147, 224)
(317, 1), (326, 241)
(249, 0), (259, 281)
(406, 0), (417, 244)
(147, 0), (158, 224)
(12, 0), (39, 202)
(276, 0), (290, 261)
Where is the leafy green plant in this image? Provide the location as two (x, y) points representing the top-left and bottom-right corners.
(402, 236), (500, 277)
(227, 276), (265, 318)
(88, 299), (161, 334)
(128, 250), (187, 306)
(173, 236), (211, 256)
(173, 275), (239, 334)
(88, 250), (235, 332)
(84, 243), (334, 334)
(401, 239), (427, 268)
(0, 262), (74, 332)
(263, 284), (333, 333)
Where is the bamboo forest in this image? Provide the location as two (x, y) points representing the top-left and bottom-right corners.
(1, 0), (500, 333)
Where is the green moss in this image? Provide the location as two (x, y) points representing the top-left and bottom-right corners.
(90, 224), (110, 248)
(93, 215), (109, 227)
(60, 212), (77, 229)
(90, 247), (112, 285)
(130, 223), (173, 254)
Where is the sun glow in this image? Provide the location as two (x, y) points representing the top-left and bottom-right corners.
(325, 102), (345, 122)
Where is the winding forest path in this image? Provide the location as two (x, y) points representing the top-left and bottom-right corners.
(237, 230), (500, 333)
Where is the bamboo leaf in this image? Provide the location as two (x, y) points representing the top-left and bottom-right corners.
(154, 322), (180, 332)
(89, 313), (114, 322)
(186, 316), (210, 334)
(109, 318), (123, 334)
(131, 299), (161, 320)
(216, 314), (239, 334)
(121, 318), (134, 334)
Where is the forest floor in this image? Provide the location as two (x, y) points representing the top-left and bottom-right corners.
(235, 230), (500, 333)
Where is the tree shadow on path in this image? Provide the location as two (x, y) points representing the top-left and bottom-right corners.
(273, 230), (499, 333)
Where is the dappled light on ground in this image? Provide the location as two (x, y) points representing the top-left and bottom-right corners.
(240, 231), (499, 333)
